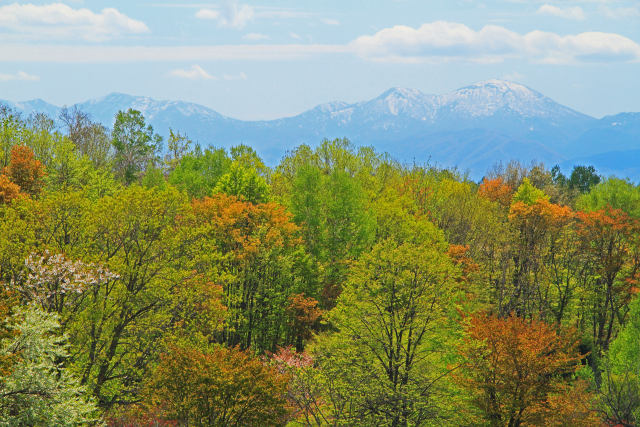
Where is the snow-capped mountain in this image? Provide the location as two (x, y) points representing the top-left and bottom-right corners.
(2, 80), (638, 179)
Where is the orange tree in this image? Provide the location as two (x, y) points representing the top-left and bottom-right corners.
(190, 194), (313, 352)
(478, 177), (513, 208)
(0, 174), (20, 204)
(457, 312), (599, 426)
(286, 293), (323, 351)
(3, 145), (45, 196)
(506, 197), (574, 319)
(144, 343), (289, 426)
(575, 206), (640, 354)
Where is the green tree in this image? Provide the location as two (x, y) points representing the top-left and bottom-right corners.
(164, 128), (192, 171)
(60, 107), (112, 168)
(312, 223), (459, 425)
(213, 161), (269, 204)
(577, 177), (640, 217)
(0, 106), (26, 168)
(601, 296), (640, 426)
(0, 307), (99, 425)
(512, 177), (549, 206)
(111, 109), (161, 185)
(568, 165), (600, 194)
(168, 147), (231, 199)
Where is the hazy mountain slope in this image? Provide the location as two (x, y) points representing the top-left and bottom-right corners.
(1, 80), (638, 179)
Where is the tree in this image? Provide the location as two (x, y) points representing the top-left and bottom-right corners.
(60, 106), (112, 168)
(575, 207), (639, 354)
(0, 174), (20, 204)
(3, 145), (46, 196)
(505, 198), (573, 317)
(457, 313), (599, 426)
(286, 293), (322, 351)
(164, 128), (192, 171)
(568, 165), (600, 194)
(511, 177), (548, 206)
(65, 186), (191, 408)
(577, 177), (640, 218)
(144, 343), (289, 426)
(601, 296), (640, 426)
(230, 144), (268, 177)
(214, 161), (269, 204)
(478, 177), (513, 207)
(111, 109), (161, 184)
(169, 147), (231, 199)
(312, 229), (459, 425)
(0, 106), (26, 168)
(190, 194), (310, 352)
(25, 112), (56, 165)
(0, 307), (99, 425)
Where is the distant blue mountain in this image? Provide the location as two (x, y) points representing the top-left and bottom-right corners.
(2, 80), (639, 180)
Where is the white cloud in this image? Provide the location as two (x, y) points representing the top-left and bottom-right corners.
(0, 44), (349, 63)
(289, 32), (302, 40)
(196, 0), (254, 29)
(0, 71), (39, 82)
(1, 21), (638, 66)
(243, 32), (270, 41)
(0, 3), (149, 41)
(321, 18), (340, 26)
(170, 65), (216, 80)
(537, 4), (586, 20)
(350, 21), (640, 64)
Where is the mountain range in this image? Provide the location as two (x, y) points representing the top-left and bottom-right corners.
(3, 79), (639, 180)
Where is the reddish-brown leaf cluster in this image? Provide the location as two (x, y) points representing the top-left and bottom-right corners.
(2, 145), (45, 197)
(457, 312), (598, 426)
(447, 244), (480, 283)
(287, 293), (323, 349)
(192, 193), (301, 259)
(0, 174), (20, 204)
(144, 344), (290, 426)
(478, 177), (513, 206)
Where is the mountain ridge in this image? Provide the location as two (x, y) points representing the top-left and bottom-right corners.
(2, 80), (639, 180)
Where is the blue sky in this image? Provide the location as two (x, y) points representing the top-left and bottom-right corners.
(0, 0), (638, 119)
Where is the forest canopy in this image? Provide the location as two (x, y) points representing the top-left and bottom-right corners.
(0, 105), (638, 426)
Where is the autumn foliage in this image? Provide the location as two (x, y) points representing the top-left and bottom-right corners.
(478, 177), (513, 206)
(3, 145), (45, 196)
(457, 313), (598, 426)
(144, 344), (289, 426)
(0, 174), (20, 204)
(286, 293), (323, 350)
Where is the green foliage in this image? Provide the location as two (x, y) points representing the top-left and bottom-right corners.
(111, 109), (162, 185)
(2, 105), (638, 425)
(0, 107), (27, 169)
(602, 296), (640, 425)
(141, 162), (167, 190)
(168, 147), (231, 199)
(512, 177), (549, 205)
(230, 144), (268, 176)
(577, 177), (640, 217)
(568, 165), (600, 194)
(164, 128), (192, 171)
(311, 225), (459, 425)
(0, 307), (99, 425)
(213, 161), (269, 203)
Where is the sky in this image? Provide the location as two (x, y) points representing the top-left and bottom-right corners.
(0, 0), (638, 120)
